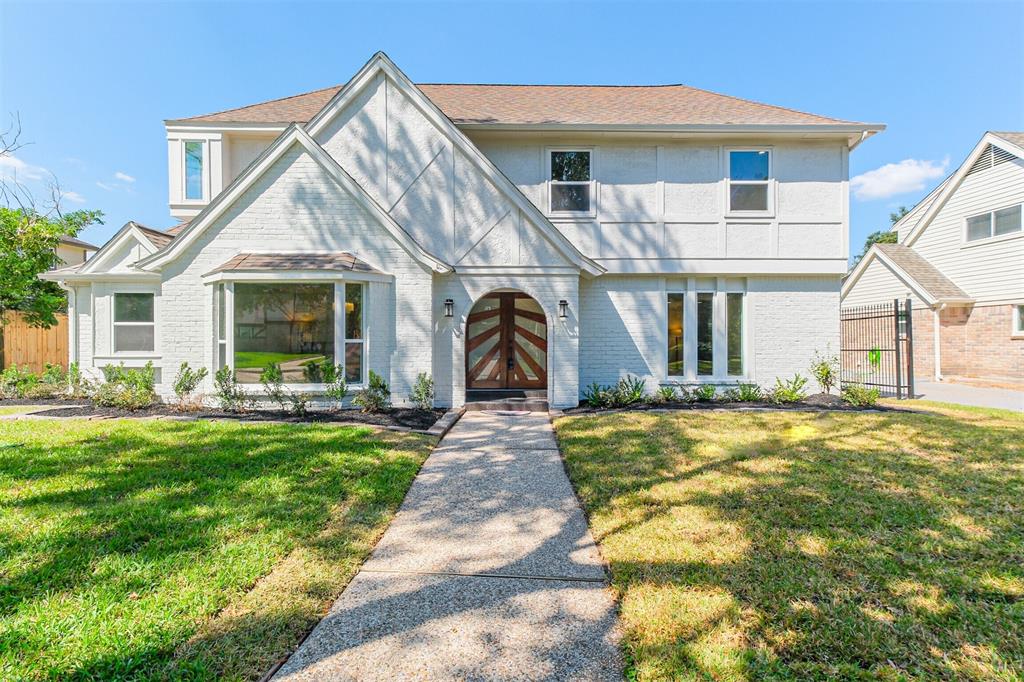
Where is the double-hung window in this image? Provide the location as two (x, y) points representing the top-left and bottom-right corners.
(113, 293), (155, 352)
(184, 140), (204, 200)
(728, 149), (771, 213)
(549, 150), (592, 213)
(966, 204), (1021, 242)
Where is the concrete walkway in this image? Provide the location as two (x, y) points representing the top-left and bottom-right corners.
(914, 381), (1024, 412)
(274, 411), (623, 681)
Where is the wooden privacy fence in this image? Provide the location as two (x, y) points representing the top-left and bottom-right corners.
(1, 311), (68, 372)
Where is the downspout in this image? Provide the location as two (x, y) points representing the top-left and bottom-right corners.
(933, 303), (944, 382)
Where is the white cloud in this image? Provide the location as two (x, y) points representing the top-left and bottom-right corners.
(61, 190), (86, 204)
(0, 154), (49, 182)
(114, 171), (135, 183)
(96, 181), (114, 191)
(851, 157), (948, 201)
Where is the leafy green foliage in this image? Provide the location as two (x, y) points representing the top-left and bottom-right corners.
(809, 349), (839, 394)
(213, 367), (253, 413)
(0, 206), (103, 327)
(613, 375), (647, 406)
(723, 383), (762, 402)
(767, 374), (809, 404)
(172, 362), (208, 410)
(851, 206), (908, 266)
(0, 365), (38, 398)
(93, 362), (156, 410)
(287, 392), (311, 417)
(259, 362), (288, 409)
(583, 382), (612, 408)
(353, 370), (391, 413)
(652, 385), (678, 403)
(842, 384), (881, 407)
(66, 362), (91, 398)
(692, 384), (717, 402)
(410, 372), (434, 410)
(324, 373), (348, 409)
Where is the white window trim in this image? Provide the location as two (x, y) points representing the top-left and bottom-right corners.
(664, 278), (750, 383)
(1013, 303), (1024, 339)
(961, 202), (1023, 248)
(725, 146), (775, 218)
(111, 289), (158, 357)
(182, 139), (208, 203)
(546, 147), (596, 218)
(218, 280), (368, 392)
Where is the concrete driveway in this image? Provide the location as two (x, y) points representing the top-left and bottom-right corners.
(913, 381), (1024, 412)
(274, 411), (622, 681)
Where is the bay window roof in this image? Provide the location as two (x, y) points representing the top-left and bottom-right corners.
(204, 252), (383, 276)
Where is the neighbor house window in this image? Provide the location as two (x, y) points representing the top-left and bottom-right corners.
(667, 293), (684, 376)
(233, 283), (334, 384)
(697, 292), (714, 376)
(113, 293), (155, 352)
(184, 141), (204, 200)
(216, 283), (227, 369)
(343, 283), (364, 383)
(966, 204), (1021, 242)
(727, 293), (744, 376)
(728, 150), (771, 212)
(1014, 304), (1024, 336)
(550, 150), (591, 213)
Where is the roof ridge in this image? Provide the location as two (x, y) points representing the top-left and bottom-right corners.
(418, 82), (686, 88)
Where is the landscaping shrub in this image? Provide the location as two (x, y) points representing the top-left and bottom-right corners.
(287, 392), (311, 416)
(612, 375), (647, 406)
(582, 382), (612, 408)
(67, 362), (92, 398)
(652, 385), (678, 403)
(767, 374), (809, 404)
(21, 363), (68, 399)
(733, 383), (763, 402)
(172, 362), (208, 410)
(692, 384), (717, 402)
(259, 362), (288, 410)
(410, 372), (434, 410)
(809, 349), (839, 394)
(353, 370), (391, 413)
(93, 362), (156, 410)
(322, 364), (348, 409)
(213, 367), (253, 412)
(841, 384), (881, 407)
(0, 365), (38, 398)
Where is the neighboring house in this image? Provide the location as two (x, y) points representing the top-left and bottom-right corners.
(56, 236), (98, 266)
(41, 53), (883, 408)
(842, 132), (1024, 384)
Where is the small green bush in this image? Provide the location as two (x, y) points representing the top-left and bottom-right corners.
(93, 362), (156, 410)
(410, 372), (434, 410)
(40, 363), (66, 386)
(67, 362), (91, 398)
(213, 367), (253, 412)
(0, 365), (38, 398)
(287, 392), (311, 416)
(767, 374), (809, 404)
(172, 362), (208, 410)
(809, 349), (839, 394)
(323, 366), (348, 409)
(652, 385), (678, 403)
(582, 382), (612, 408)
(612, 375), (647, 406)
(353, 370), (391, 413)
(259, 362), (288, 410)
(732, 383), (763, 402)
(841, 384), (881, 407)
(692, 384), (717, 402)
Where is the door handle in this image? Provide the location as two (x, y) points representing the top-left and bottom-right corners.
(507, 357), (514, 370)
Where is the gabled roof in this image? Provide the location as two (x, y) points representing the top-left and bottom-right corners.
(134, 224), (175, 250)
(842, 243), (972, 306)
(40, 221), (164, 282)
(59, 235), (99, 250)
(136, 125), (453, 274)
(205, 252), (383, 276)
(169, 72), (880, 133)
(898, 131), (1024, 247)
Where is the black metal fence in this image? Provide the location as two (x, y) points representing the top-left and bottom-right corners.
(840, 298), (915, 398)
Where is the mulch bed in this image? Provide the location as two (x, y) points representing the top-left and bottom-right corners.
(563, 392), (906, 415)
(2, 399), (444, 431)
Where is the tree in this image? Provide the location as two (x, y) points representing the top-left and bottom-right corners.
(852, 205), (910, 266)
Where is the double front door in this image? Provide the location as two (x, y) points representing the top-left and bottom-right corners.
(465, 293), (547, 390)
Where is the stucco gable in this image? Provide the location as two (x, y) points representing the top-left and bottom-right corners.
(307, 52), (602, 275)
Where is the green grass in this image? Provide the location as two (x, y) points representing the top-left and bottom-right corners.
(0, 418), (434, 680)
(555, 403), (1024, 680)
(232, 352), (323, 369)
(0, 405), (44, 415)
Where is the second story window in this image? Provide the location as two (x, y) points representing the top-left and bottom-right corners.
(550, 150), (591, 213)
(728, 149), (771, 213)
(966, 204), (1021, 242)
(184, 141), (204, 200)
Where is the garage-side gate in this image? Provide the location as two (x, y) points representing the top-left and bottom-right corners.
(840, 298), (915, 399)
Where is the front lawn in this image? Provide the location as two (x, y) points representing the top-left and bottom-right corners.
(0, 418), (433, 680)
(555, 404), (1023, 680)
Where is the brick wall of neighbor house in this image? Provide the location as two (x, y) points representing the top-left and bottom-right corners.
(938, 304), (1024, 381)
(911, 307), (936, 380)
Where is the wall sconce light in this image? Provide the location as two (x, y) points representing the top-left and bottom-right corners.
(558, 299), (569, 319)
(444, 298), (454, 318)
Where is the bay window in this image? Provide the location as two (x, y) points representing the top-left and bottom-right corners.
(728, 149), (771, 213)
(113, 292), (155, 353)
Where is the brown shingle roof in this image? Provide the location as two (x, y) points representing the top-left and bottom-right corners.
(165, 221), (191, 236)
(992, 131), (1024, 148)
(174, 83), (863, 127)
(59, 235), (99, 250)
(133, 224), (175, 249)
(875, 244), (971, 301)
(205, 252), (383, 276)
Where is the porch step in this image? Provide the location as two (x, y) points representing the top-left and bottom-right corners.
(464, 397), (550, 413)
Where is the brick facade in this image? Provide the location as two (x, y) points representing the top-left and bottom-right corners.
(937, 304), (1023, 381)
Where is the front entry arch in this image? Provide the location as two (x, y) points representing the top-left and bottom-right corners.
(465, 292), (547, 390)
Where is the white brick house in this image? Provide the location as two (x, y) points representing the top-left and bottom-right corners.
(43, 53), (883, 408)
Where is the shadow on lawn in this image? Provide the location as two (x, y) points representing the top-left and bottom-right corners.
(557, 408), (1024, 679)
(0, 421), (429, 680)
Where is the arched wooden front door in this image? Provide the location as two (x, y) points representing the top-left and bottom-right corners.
(466, 293), (547, 390)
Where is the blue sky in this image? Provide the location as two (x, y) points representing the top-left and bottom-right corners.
(2, 1), (1022, 256)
